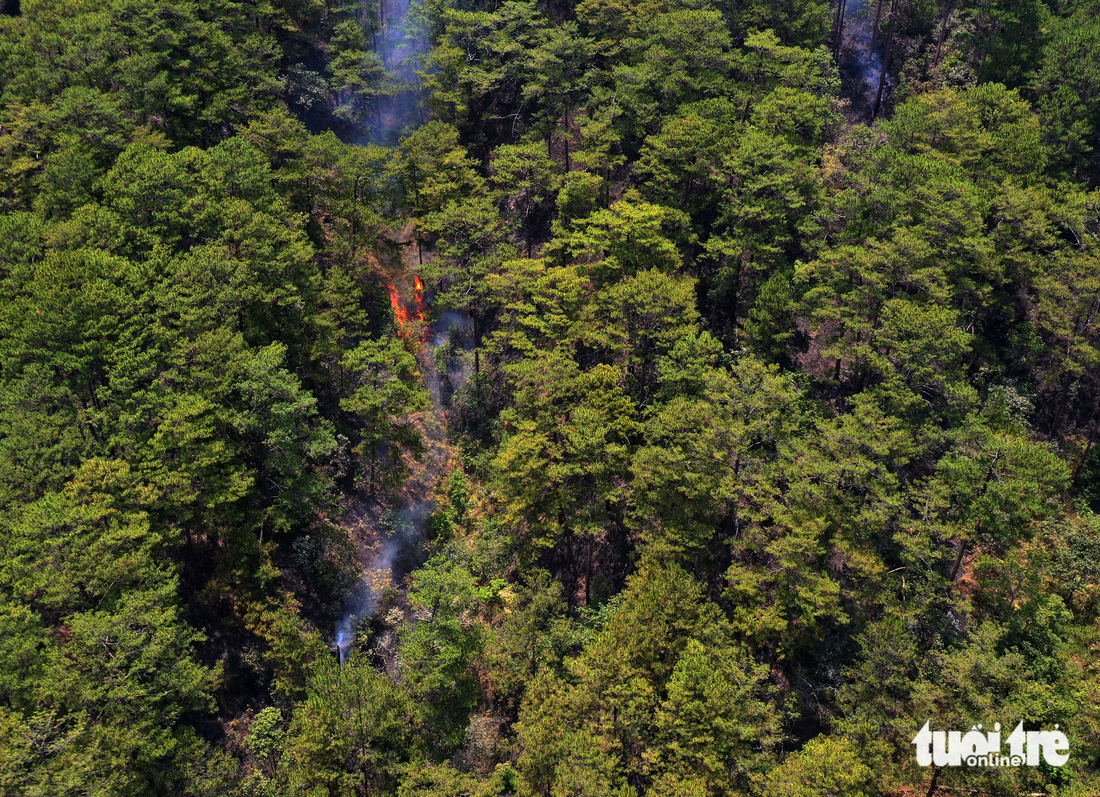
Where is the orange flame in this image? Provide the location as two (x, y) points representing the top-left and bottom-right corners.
(388, 282), (429, 345)
(387, 284), (409, 325)
(411, 276), (430, 339)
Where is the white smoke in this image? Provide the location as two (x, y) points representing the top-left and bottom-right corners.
(372, 0), (429, 145)
(333, 499), (439, 663)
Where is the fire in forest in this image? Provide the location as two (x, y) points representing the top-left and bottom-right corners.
(387, 284), (409, 325)
(413, 276), (426, 325)
(386, 280), (429, 342)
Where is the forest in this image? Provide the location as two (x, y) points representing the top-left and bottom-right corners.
(1, 0), (1099, 794)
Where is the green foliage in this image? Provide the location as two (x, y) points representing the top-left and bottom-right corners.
(399, 556), (490, 752)
(340, 336), (431, 493)
(422, 1), (551, 131)
(631, 353), (804, 555)
(515, 560), (778, 797)
(493, 352), (639, 548)
(3, 0), (1100, 794)
(0, 459), (218, 793)
(485, 569), (577, 702)
(283, 656), (415, 795)
(248, 707), (288, 765)
(0, 0), (281, 153)
(754, 735), (877, 797)
(1031, 6), (1100, 181)
(549, 200), (692, 279)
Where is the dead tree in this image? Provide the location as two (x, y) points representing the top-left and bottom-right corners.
(832, 0), (850, 58)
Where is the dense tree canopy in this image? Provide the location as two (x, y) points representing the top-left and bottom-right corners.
(1, 0), (1100, 794)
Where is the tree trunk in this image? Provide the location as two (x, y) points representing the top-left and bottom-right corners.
(728, 254), (745, 339)
(584, 534), (594, 606)
(933, 0), (953, 67)
(949, 538), (967, 582)
(832, 0), (846, 49)
(977, 24), (996, 75)
(414, 73), (426, 127)
(1071, 408), (1100, 482)
(872, 0), (896, 120)
(833, 0), (849, 57)
(871, 0), (886, 48)
(472, 311), (480, 375)
(951, 455), (1000, 582)
(563, 108), (571, 173)
(925, 767), (942, 797)
(566, 529), (579, 607)
(379, 0), (388, 69)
